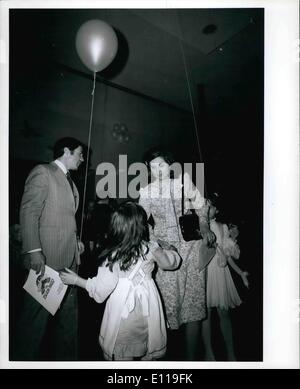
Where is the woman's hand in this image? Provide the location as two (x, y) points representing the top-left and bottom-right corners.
(59, 268), (78, 285)
(241, 271), (250, 288)
(202, 230), (216, 247)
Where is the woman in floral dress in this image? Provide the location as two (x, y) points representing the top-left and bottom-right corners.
(139, 148), (215, 360)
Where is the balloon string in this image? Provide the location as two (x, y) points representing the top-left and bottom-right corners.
(91, 71), (96, 96)
(175, 12), (202, 162)
(79, 71), (96, 242)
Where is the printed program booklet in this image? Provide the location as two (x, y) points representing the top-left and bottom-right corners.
(23, 265), (68, 315)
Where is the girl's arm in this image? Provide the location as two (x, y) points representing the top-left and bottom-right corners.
(227, 257), (250, 288)
(149, 241), (181, 270)
(60, 268), (87, 288)
(60, 264), (118, 303)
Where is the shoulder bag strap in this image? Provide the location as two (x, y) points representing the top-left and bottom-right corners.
(169, 180), (182, 241)
(181, 170), (185, 216)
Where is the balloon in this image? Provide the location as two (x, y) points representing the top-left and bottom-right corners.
(75, 20), (118, 73)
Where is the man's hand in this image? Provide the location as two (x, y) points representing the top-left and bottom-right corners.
(25, 251), (46, 275)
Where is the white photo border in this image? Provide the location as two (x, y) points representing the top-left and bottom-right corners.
(0, 0), (299, 369)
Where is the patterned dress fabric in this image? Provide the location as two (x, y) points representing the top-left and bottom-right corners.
(139, 174), (208, 329)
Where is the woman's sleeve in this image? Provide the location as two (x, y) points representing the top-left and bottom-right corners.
(138, 186), (151, 219)
(85, 261), (118, 303)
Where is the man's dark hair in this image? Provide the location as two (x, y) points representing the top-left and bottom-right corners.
(53, 137), (83, 159)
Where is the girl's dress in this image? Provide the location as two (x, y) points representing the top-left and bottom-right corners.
(139, 173), (208, 329)
(207, 220), (242, 310)
(85, 247), (176, 360)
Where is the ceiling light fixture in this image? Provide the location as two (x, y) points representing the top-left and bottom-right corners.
(112, 123), (131, 143)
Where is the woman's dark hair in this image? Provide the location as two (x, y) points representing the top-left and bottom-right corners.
(143, 147), (176, 168)
(99, 201), (149, 271)
(53, 137), (83, 159)
(143, 147), (176, 179)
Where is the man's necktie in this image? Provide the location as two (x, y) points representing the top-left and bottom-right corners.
(66, 171), (74, 193)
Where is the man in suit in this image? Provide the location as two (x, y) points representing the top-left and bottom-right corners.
(12, 137), (85, 361)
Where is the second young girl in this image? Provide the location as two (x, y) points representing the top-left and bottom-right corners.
(60, 201), (181, 361)
(202, 195), (249, 361)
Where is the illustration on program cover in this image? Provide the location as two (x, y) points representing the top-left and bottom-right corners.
(23, 265), (68, 315)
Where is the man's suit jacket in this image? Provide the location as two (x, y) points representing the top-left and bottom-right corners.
(20, 162), (80, 271)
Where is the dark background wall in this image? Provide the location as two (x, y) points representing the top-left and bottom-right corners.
(9, 61), (197, 218)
